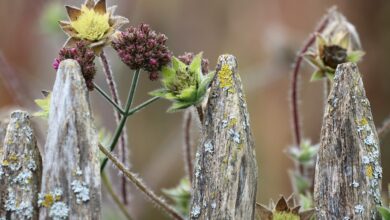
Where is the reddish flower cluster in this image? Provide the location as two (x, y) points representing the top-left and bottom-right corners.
(111, 24), (172, 80)
(178, 52), (209, 74)
(53, 41), (96, 90)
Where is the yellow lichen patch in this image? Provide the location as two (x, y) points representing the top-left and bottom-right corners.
(2, 159), (9, 166)
(70, 5), (110, 41)
(42, 194), (55, 207)
(366, 165), (373, 178)
(218, 64), (234, 92)
(228, 118), (237, 128)
(9, 154), (18, 161)
(359, 118), (368, 126)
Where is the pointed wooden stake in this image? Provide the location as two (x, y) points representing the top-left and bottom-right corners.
(0, 111), (42, 219)
(314, 63), (382, 219)
(190, 55), (258, 219)
(39, 60), (101, 219)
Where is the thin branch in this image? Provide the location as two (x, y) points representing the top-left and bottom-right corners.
(196, 105), (204, 124)
(98, 144), (185, 220)
(94, 83), (125, 115)
(378, 117), (390, 139)
(100, 69), (140, 172)
(100, 50), (129, 204)
(183, 110), (193, 183)
(127, 97), (160, 116)
(102, 172), (134, 220)
(290, 12), (330, 146)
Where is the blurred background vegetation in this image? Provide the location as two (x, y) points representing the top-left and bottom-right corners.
(1, 0), (390, 219)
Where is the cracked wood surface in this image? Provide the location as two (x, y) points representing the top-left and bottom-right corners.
(314, 63), (382, 220)
(39, 59), (101, 220)
(190, 55), (258, 220)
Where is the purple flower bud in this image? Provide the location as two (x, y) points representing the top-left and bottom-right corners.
(112, 23), (172, 80)
(54, 41), (96, 91)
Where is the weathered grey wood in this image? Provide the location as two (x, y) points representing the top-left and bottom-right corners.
(0, 110), (42, 219)
(314, 63), (382, 220)
(0, 111), (10, 219)
(39, 60), (101, 220)
(190, 55), (258, 220)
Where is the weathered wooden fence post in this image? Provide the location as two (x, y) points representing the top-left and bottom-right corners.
(314, 63), (382, 219)
(0, 110), (42, 219)
(190, 55), (258, 220)
(39, 60), (101, 219)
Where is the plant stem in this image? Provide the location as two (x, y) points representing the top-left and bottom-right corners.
(378, 116), (390, 139)
(94, 83), (125, 115)
(102, 172), (134, 220)
(127, 97), (160, 117)
(196, 105), (204, 123)
(100, 50), (130, 204)
(100, 69), (140, 172)
(183, 110), (193, 183)
(98, 144), (185, 220)
(290, 14), (330, 147)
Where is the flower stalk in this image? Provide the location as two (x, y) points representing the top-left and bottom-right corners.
(98, 144), (185, 220)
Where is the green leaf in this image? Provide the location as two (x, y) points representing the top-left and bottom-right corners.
(162, 178), (191, 217)
(189, 52), (203, 78)
(291, 172), (310, 194)
(315, 34), (326, 51)
(378, 206), (390, 220)
(310, 70), (324, 82)
(347, 50), (365, 63)
(167, 101), (193, 112)
(325, 72), (335, 82)
(197, 71), (215, 100)
(161, 66), (176, 87)
(149, 89), (177, 100)
(172, 56), (187, 73)
(33, 92), (51, 119)
(177, 85), (197, 102)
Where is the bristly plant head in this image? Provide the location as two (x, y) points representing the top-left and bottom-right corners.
(149, 53), (215, 112)
(256, 195), (315, 220)
(304, 9), (365, 82)
(53, 41), (96, 90)
(59, 0), (129, 55)
(305, 31), (365, 82)
(111, 24), (172, 80)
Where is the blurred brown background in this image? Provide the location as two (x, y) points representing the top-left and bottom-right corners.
(1, 0), (390, 219)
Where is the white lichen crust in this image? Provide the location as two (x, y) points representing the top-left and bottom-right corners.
(0, 111), (42, 220)
(314, 63), (382, 220)
(190, 55), (258, 220)
(39, 60), (101, 219)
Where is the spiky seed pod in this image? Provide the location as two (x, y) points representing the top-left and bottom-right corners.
(59, 0), (129, 55)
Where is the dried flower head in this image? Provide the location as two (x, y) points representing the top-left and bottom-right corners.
(305, 9), (365, 81)
(178, 52), (209, 74)
(59, 0), (128, 54)
(150, 53), (215, 112)
(53, 41), (96, 90)
(111, 24), (172, 80)
(256, 195), (315, 220)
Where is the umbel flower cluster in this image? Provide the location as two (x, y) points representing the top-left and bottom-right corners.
(112, 24), (172, 80)
(53, 41), (96, 90)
